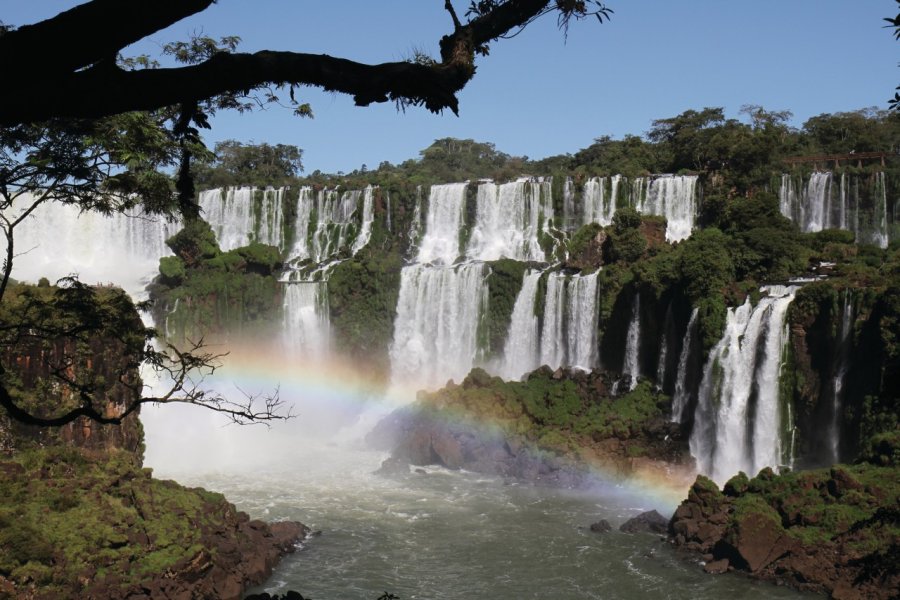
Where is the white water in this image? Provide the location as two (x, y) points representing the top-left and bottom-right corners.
(350, 186), (376, 255)
(416, 183), (467, 265)
(288, 186), (316, 260)
(621, 294), (641, 391)
(634, 175), (698, 242)
(199, 187), (289, 252)
(779, 172), (891, 248)
(671, 308), (699, 423)
(582, 176), (617, 227)
(466, 180), (554, 262)
(10, 195), (175, 297)
(499, 270), (542, 380)
(562, 177), (576, 232)
(829, 292), (854, 463)
(283, 282), (331, 360)
(690, 286), (798, 485)
(389, 263), (487, 390)
(537, 271), (600, 372)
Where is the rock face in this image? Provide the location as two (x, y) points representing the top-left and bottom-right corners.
(669, 461), (900, 600)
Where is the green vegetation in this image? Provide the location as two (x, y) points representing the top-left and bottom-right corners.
(482, 259), (527, 358)
(419, 368), (673, 459)
(150, 220), (283, 343)
(0, 446), (245, 597)
(327, 247), (403, 382)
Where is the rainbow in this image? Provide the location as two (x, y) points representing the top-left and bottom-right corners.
(142, 340), (694, 513)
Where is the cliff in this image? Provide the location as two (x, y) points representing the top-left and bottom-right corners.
(0, 283), (306, 599)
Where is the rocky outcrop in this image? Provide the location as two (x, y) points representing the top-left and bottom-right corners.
(370, 367), (693, 488)
(669, 460), (900, 599)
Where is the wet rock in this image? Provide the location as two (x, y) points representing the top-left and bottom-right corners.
(620, 510), (669, 534)
(375, 456), (410, 476)
(589, 520), (612, 533)
(704, 558), (730, 574)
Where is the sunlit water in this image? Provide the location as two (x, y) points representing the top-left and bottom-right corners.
(142, 399), (809, 600)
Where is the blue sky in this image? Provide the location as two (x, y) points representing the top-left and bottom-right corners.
(6, 1), (898, 173)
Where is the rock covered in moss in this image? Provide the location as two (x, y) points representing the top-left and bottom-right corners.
(669, 463), (900, 599)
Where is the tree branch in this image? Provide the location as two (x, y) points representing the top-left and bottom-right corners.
(0, 0), (215, 78)
(0, 0), (557, 125)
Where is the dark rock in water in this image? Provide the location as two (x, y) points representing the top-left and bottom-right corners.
(589, 520), (612, 533)
(375, 456), (409, 476)
(619, 509), (669, 534)
(414, 468), (427, 475)
(245, 592), (308, 600)
(704, 558), (729, 574)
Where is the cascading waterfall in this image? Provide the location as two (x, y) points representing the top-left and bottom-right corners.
(416, 183), (467, 264)
(350, 186), (375, 255)
(671, 308), (699, 423)
(11, 196), (175, 297)
(779, 172), (890, 249)
(537, 271), (600, 372)
(466, 180), (554, 262)
(200, 187), (289, 251)
(634, 175), (698, 242)
(499, 270), (542, 380)
(282, 282), (331, 360)
(690, 286), (798, 485)
(311, 189), (362, 262)
(389, 263), (487, 390)
(829, 291), (854, 463)
(620, 294), (641, 390)
(872, 172), (890, 249)
(288, 186), (315, 260)
(562, 177), (576, 232)
(582, 177), (617, 227)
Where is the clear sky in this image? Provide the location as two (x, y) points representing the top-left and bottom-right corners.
(6, 1), (898, 174)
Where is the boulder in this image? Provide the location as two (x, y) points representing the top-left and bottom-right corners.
(589, 520), (612, 533)
(619, 509), (669, 534)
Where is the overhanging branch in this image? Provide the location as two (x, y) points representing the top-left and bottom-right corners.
(0, 0), (558, 126)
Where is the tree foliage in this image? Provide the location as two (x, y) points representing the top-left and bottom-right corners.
(194, 140), (304, 188)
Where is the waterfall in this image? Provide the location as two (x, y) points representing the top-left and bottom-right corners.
(566, 272), (600, 370)
(311, 189), (362, 262)
(385, 191), (392, 233)
(537, 271), (600, 372)
(656, 305), (674, 387)
(583, 177), (616, 227)
(11, 196), (175, 297)
(562, 177), (576, 232)
(350, 186), (375, 255)
(283, 282), (331, 359)
(416, 183), (467, 265)
(671, 308), (699, 423)
(200, 187), (288, 251)
(872, 172), (890, 249)
(288, 186), (315, 260)
(407, 186), (424, 258)
(635, 175), (698, 242)
(829, 291), (854, 463)
(690, 286), (798, 485)
(389, 263), (487, 390)
(499, 270), (542, 380)
(466, 180), (554, 262)
(255, 188), (286, 250)
(621, 293), (641, 390)
(539, 273), (567, 370)
(779, 171), (891, 248)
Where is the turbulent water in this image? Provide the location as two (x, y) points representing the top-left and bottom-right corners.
(142, 399), (809, 600)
